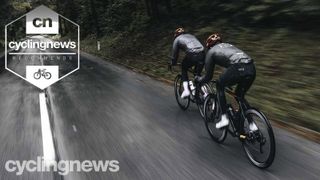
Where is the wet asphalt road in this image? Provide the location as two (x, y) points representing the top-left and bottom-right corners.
(0, 49), (319, 180)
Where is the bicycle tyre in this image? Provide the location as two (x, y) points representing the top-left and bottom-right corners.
(44, 72), (52, 79)
(196, 83), (212, 119)
(34, 72), (41, 79)
(204, 94), (227, 143)
(242, 108), (276, 168)
(174, 75), (190, 110)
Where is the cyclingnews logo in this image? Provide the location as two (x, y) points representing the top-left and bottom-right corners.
(5, 156), (120, 176)
(5, 5), (80, 89)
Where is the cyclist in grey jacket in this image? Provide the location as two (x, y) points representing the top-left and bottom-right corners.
(196, 33), (257, 130)
(171, 28), (205, 99)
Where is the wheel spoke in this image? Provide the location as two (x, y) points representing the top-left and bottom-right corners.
(174, 75), (190, 110)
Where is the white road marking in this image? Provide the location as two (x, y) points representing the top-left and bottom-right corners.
(39, 92), (56, 166)
(72, 125), (77, 132)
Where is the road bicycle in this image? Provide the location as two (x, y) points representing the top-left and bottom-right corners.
(168, 63), (211, 118)
(34, 68), (52, 80)
(203, 80), (275, 168)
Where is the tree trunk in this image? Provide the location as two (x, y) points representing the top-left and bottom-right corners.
(164, 0), (172, 12)
(88, 0), (101, 39)
(145, 0), (152, 16)
(150, 0), (159, 19)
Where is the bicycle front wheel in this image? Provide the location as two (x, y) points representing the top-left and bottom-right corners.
(174, 75), (190, 110)
(242, 108), (276, 168)
(204, 94), (227, 143)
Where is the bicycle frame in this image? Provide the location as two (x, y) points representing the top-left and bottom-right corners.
(226, 89), (248, 137)
(211, 80), (251, 138)
(205, 81), (275, 168)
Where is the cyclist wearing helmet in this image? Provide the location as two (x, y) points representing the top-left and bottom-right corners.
(196, 33), (257, 130)
(171, 28), (205, 99)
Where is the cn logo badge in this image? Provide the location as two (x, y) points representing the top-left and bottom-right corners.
(26, 6), (59, 34)
(5, 5), (80, 90)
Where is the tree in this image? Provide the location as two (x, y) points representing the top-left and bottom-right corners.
(144, 0), (172, 19)
(88, 0), (101, 39)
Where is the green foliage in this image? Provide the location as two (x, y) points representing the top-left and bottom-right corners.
(0, 0), (28, 50)
(11, 1), (31, 12)
(105, 0), (137, 32)
(82, 0), (320, 132)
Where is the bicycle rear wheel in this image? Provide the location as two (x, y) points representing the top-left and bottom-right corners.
(242, 108), (276, 168)
(44, 72), (52, 79)
(174, 75), (190, 110)
(204, 94), (227, 143)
